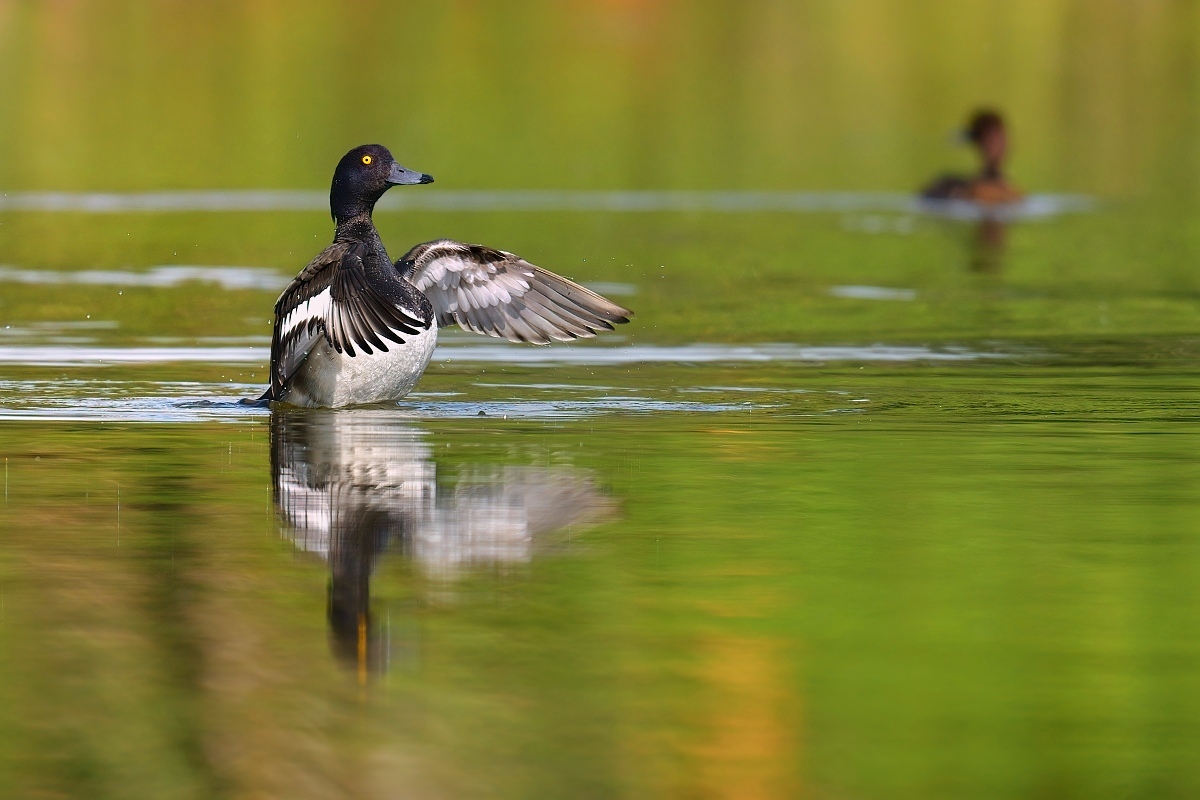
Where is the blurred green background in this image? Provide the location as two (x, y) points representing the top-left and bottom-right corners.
(0, 0), (1197, 195)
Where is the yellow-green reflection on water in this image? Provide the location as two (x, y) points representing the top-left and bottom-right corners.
(1, 2), (1200, 799)
(3, 384), (1200, 798)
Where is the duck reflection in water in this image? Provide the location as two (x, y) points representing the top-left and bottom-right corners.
(967, 215), (1007, 274)
(270, 409), (615, 678)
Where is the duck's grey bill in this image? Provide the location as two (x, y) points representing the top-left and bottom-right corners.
(388, 162), (434, 185)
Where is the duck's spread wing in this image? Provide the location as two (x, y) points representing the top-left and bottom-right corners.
(268, 242), (428, 398)
(399, 239), (632, 345)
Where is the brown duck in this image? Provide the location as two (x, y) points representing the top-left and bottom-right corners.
(921, 110), (1022, 203)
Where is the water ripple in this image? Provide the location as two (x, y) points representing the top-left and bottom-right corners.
(394, 399), (751, 419)
(829, 285), (918, 301)
(0, 342), (1012, 367)
(0, 189), (1094, 217)
(0, 264), (289, 290)
(0, 381), (752, 422)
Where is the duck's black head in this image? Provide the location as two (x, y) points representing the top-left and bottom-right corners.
(330, 144), (433, 222)
(963, 110), (1008, 176)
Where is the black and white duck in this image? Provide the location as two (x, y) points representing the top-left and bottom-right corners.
(260, 144), (632, 408)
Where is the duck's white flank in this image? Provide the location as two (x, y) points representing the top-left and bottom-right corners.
(334, 323), (438, 406)
(286, 323), (438, 408)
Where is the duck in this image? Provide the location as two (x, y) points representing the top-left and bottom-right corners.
(921, 110), (1023, 203)
(259, 144), (632, 408)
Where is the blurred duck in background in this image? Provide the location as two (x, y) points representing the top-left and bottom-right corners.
(922, 110), (1022, 203)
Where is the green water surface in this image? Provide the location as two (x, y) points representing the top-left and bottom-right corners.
(2, 3), (1200, 799)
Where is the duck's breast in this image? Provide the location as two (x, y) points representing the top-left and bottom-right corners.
(284, 324), (438, 408)
(331, 324), (439, 407)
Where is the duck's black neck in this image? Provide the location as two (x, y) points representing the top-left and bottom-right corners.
(330, 173), (386, 226)
(332, 193), (377, 221)
(334, 214), (390, 264)
(334, 212), (376, 241)
(980, 162), (1003, 180)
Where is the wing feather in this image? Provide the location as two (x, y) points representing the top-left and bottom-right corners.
(498, 304), (545, 344)
(521, 293), (595, 339)
(399, 239), (632, 345)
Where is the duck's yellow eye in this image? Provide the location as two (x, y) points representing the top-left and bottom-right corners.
(361, 155), (373, 165)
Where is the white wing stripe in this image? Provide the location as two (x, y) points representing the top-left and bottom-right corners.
(280, 286), (426, 341)
(395, 304), (427, 326)
(280, 288), (332, 336)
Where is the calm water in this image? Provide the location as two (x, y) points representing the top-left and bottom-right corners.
(3, 3), (1200, 798)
